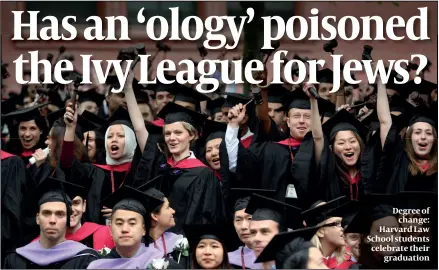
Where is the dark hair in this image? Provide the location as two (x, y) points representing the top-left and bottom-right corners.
(5, 118), (47, 155)
(49, 122), (88, 168)
(87, 130), (106, 164)
(191, 238), (231, 269)
(330, 131), (365, 186)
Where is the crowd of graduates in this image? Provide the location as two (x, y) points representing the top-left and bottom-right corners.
(0, 43), (437, 269)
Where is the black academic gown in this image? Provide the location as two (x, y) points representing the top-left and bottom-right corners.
(61, 158), (131, 224)
(235, 135), (307, 203)
(133, 137), (229, 233)
(1, 152), (31, 265)
(3, 249), (98, 269)
(377, 123), (438, 193)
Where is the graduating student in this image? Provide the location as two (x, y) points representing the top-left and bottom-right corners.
(255, 225), (326, 269)
(32, 181), (114, 251)
(136, 177), (189, 268)
(301, 196), (356, 269)
(3, 177), (99, 269)
(87, 186), (181, 269)
(133, 102), (228, 232)
(77, 89), (105, 115)
(2, 104), (48, 165)
(1, 150), (33, 265)
(78, 110), (108, 165)
(60, 104), (138, 224)
(184, 224), (232, 269)
(152, 82), (176, 115)
(199, 120), (227, 180)
(226, 90), (332, 202)
(244, 193), (303, 270)
(376, 75), (438, 193)
(227, 188), (276, 269)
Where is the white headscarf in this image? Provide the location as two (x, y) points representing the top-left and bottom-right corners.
(104, 124), (137, 165)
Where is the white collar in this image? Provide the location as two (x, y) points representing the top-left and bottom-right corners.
(240, 129), (254, 141)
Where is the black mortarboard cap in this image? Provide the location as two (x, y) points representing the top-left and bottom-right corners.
(137, 175), (166, 201)
(283, 89), (310, 111)
(300, 196), (347, 227)
(206, 97), (225, 116)
(317, 68), (334, 84)
(184, 223), (234, 252)
(157, 101), (207, 128)
(33, 177), (85, 217)
(202, 119), (227, 143)
(230, 188), (276, 212)
(408, 104), (436, 130)
(80, 110), (109, 129)
(2, 103), (47, 123)
(245, 194), (303, 229)
(255, 225), (322, 263)
(77, 89), (105, 106)
(174, 84), (211, 105)
(46, 107), (66, 128)
(107, 106), (134, 130)
(406, 79), (437, 96)
(222, 92), (251, 109)
(101, 185), (163, 218)
(267, 84), (291, 104)
(322, 109), (368, 139)
(360, 110), (409, 133)
(133, 88), (150, 104)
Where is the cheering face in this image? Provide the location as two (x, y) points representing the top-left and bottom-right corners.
(152, 198), (176, 230)
(268, 102), (286, 128)
(83, 131), (97, 161)
(79, 101), (99, 115)
(195, 239), (224, 269)
(37, 201), (68, 242)
(287, 108), (311, 140)
(318, 217), (345, 247)
(205, 138), (222, 171)
(233, 209), (252, 246)
(106, 125), (126, 160)
(164, 122), (194, 156)
(155, 91), (174, 113)
(333, 131), (361, 167)
(19, 120), (41, 150)
(249, 220), (279, 257)
(70, 196), (86, 229)
(345, 233), (361, 259)
(110, 209), (146, 248)
(410, 122), (435, 159)
(307, 247), (329, 269)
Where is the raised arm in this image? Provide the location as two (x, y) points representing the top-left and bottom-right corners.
(225, 104), (246, 172)
(124, 69), (149, 153)
(303, 84), (324, 164)
(376, 68), (392, 149)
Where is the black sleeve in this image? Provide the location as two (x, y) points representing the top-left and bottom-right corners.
(184, 169), (229, 226)
(132, 135), (163, 188)
(1, 157), (29, 264)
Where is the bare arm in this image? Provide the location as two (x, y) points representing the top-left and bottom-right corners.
(124, 70), (149, 153)
(376, 75), (392, 149)
(304, 84), (324, 164)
